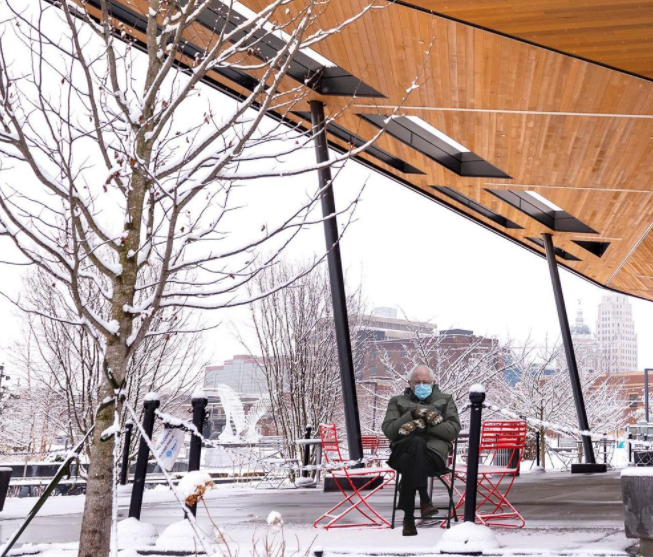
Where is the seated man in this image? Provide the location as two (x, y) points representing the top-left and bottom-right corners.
(382, 364), (460, 536)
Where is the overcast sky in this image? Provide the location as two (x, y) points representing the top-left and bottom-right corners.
(0, 5), (651, 373)
(4, 142), (651, 372)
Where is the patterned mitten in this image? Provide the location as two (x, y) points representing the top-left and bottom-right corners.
(412, 407), (429, 419)
(399, 418), (426, 436)
(424, 409), (444, 426)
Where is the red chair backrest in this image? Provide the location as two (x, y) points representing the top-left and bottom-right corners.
(361, 435), (380, 453)
(318, 423), (345, 464)
(480, 420), (528, 469)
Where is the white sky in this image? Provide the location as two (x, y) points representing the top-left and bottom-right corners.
(0, 4), (651, 373)
(5, 146), (650, 370)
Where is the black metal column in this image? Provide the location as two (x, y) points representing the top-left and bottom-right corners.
(188, 394), (208, 516)
(464, 388), (485, 523)
(129, 397), (160, 519)
(310, 100), (363, 463)
(645, 368), (651, 423)
(542, 233), (599, 469)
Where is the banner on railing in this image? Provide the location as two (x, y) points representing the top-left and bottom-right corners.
(154, 427), (185, 472)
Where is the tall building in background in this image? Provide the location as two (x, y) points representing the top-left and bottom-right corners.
(204, 355), (268, 395)
(596, 294), (638, 373)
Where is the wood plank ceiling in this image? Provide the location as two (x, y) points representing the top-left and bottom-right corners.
(93, 0), (653, 301)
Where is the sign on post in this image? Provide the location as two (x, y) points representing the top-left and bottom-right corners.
(154, 428), (185, 472)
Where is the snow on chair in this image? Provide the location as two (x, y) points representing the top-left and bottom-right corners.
(451, 420), (527, 528)
(313, 423), (396, 529)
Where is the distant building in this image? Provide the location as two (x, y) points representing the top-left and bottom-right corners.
(596, 294), (638, 373)
(203, 355), (274, 438)
(563, 302), (601, 372)
(204, 355), (268, 396)
(352, 307), (437, 341)
(357, 328), (500, 382)
(597, 370), (647, 425)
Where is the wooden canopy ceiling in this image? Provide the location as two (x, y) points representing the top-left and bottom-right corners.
(88, 0), (653, 302)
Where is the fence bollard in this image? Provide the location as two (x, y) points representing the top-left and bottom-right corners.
(188, 393), (208, 517)
(628, 433), (633, 464)
(129, 395), (160, 519)
(464, 385), (485, 523)
(120, 422), (134, 486)
(535, 430), (541, 467)
(603, 436), (608, 465)
(302, 426), (312, 478)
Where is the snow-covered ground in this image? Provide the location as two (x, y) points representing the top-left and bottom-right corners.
(0, 470), (639, 556)
(4, 523), (634, 557)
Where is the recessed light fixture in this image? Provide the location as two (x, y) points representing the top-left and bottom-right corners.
(357, 113), (511, 178)
(525, 191), (563, 212)
(404, 116), (470, 153)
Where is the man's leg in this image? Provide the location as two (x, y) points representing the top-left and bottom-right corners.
(417, 451), (447, 516)
(391, 437), (430, 518)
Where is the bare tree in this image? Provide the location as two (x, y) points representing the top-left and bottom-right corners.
(9, 268), (206, 461)
(496, 338), (637, 469)
(243, 260), (365, 463)
(0, 0), (412, 551)
(361, 319), (512, 432)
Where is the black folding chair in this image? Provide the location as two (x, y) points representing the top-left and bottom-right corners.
(390, 437), (460, 529)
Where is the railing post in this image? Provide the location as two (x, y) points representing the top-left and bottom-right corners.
(302, 426), (312, 478)
(603, 436), (608, 465)
(188, 393), (208, 517)
(464, 385), (486, 523)
(129, 395), (160, 519)
(536, 430), (541, 468)
(120, 422), (134, 485)
(628, 432), (633, 464)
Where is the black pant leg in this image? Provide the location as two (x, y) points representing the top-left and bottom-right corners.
(389, 436), (430, 512)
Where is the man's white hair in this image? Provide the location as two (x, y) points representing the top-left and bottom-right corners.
(406, 364), (436, 382)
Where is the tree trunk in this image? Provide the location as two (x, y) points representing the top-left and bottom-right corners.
(78, 380), (116, 557)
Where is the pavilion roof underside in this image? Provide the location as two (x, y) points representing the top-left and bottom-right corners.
(94, 0), (653, 302)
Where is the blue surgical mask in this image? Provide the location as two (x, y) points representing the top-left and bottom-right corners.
(414, 384), (432, 400)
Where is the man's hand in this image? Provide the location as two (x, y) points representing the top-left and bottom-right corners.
(412, 407), (444, 426)
(399, 418), (426, 436)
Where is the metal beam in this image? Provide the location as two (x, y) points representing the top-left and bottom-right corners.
(645, 368), (651, 423)
(310, 100), (363, 463)
(542, 233), (596, 464)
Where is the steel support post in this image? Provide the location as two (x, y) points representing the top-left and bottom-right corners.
(188, 395), (208, 517)
(309, 100), (363, 463)
(464, 388), (485, 523)
(129, 397), (160, 519)
(302, 426), (312, 478)
(645, 369), (651, 424)
(542, 233), (600, 470)
(120, 422), (134, 485)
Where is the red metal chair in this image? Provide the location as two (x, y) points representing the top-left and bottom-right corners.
(451, 420), (527, 528)
(313, 424), (396, 529)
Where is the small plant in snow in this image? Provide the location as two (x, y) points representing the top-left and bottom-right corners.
(178, 470), (214, 507)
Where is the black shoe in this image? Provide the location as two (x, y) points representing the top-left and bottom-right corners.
(420, 501), (439, 518)
(402, 519), (417, 536)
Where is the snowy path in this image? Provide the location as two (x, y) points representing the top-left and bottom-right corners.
(0, 471), (632, 553)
